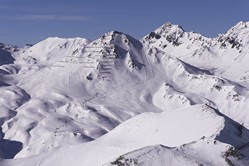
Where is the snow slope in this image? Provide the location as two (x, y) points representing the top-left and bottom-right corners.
(1, 22), (249, 165)
(105, 139), (246, 166)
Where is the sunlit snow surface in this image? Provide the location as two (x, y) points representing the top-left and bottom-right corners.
(1, 22), (249, 165)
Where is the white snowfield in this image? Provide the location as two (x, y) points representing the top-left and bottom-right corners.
(1, 22), (249, 166)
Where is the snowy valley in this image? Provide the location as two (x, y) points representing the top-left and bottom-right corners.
(1, 22), (249, 165)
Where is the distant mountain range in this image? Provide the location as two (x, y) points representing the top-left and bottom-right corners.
(1, 21), (249, 166)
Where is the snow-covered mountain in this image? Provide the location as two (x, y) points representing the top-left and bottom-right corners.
(1, 22), (249, 166)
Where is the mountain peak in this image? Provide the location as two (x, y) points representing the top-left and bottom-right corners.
(154, 22), (185, 36)
(142, 22), (186, 47)
(233, 21), (249, 29)
(160, 22), (184, 31)
(91, 30), (141, 51)
(216, 21), (249, 50)
(223, 21), (249, 35)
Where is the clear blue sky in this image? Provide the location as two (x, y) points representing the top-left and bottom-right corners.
(0, 0), (249, 46)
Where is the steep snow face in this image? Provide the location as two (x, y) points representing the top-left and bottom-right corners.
(144, 42), (249, 129)
(213, 22), (249, 83)
(1, 21), (249, 165)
